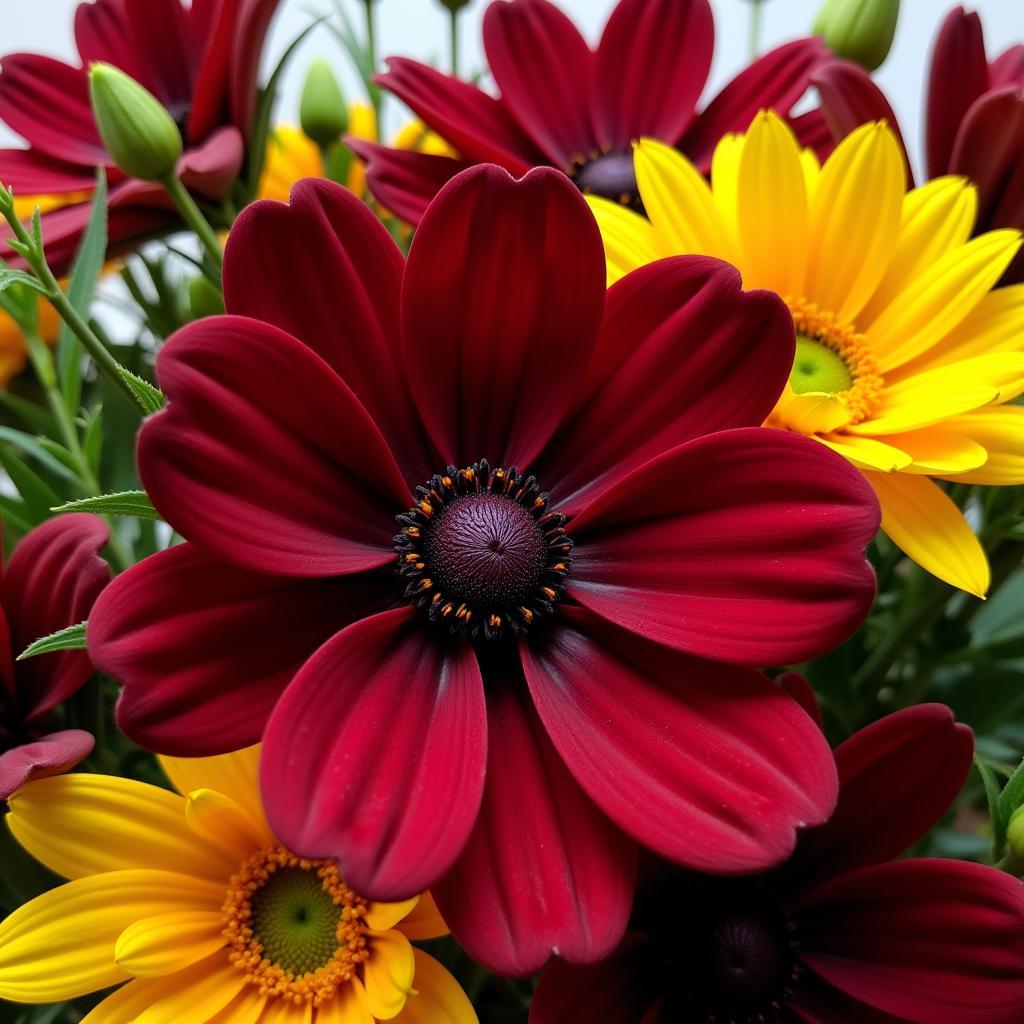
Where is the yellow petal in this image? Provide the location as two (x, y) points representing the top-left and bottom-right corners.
(736, 111), (807, 295)
(205, 987), (268, 1024)
(0, 870), (223, 1002)
(872, 427), (988, 475)
(586, 195), (659, 285)
(804, 122), (905, 321)
(771, 387), (852, 434)
(259, 126), (324, 203)
(633, 136), (736, 263)
(115, 910), (225, 978)
(185, 788), (271, 861)
(363, 929), (415, 1020)
(316, 978), (374, 1024)
(366, 896), (420, 933)
(396, 891), (448, 941)
(130, 955), (250, 1024)
(868, 229), (1022, 373)
(858, 176), (978, 328)
(800, 146), (820, 204)
(941, 407), (1024, 484)
(392, 949), (477, 1024)
(260, 998), (313, 1024)
(864, 471), (990, 596)
(6, 774), (234, 882)
(160, 746), (268, 836)
(710, 132), (743, 244)
(817, 433), (913, 473)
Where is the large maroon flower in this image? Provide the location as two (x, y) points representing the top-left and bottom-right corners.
(352, 0), (829, 223)
(0, 514), (110, 799)
(0, 0), (281, 272)
(532, 703), (1024, 1024)
(811, 6), (1024, 280)
(89, 166), (880, 975)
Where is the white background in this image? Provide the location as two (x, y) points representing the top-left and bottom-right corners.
(1, 1), (1021, 179)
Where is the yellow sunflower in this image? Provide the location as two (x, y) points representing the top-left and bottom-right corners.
(0, 746), (476, 1024)
(589, 113), (1024, 597)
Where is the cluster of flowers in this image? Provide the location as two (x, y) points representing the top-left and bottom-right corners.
(0, 0), (1021, 1022)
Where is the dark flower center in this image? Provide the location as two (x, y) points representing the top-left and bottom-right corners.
(571, 150), (642, 210)
(165, 100), (191, 146)
(395, 460), (572, 640)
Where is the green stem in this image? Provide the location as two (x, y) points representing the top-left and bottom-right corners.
(449, 8), (459, 76)
(749, 0), (764, 60)
(363, 0), (381, 123)
(159, 172), (223, 272)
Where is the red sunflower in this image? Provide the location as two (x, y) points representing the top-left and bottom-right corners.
(352, 0), (829, 223)
(89, 165), (879, 975)
(532, 703), (1024, 1024)
(0, 514), (110, 799)
(0, 0), (281, 272)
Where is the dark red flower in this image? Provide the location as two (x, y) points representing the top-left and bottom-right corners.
(89, 166), (880, 975)
(351, 0), (829, 224)
(811, 6), (1024, 281)
(0, 0), (282, 272)
(532, 703), (1024, 1024)
(0, 514), (110, 799)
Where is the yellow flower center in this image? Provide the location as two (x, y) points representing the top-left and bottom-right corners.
(222, 845), (369, 1007)
(784, 297), (882, 424)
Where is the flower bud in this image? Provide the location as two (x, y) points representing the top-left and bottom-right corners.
(814, 0), (899, 71)
(88, 63), (183, 180)
(188, 275), (225, 320)
(1009, 805), (1024, 862)
(436, 0), (473, 11)
(300, 60), (348, 148)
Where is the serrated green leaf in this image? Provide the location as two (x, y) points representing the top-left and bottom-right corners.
(975, 755), (1007, 860)
(0, 444), (62, 522)
(52, 490), (158, 520)
(115, 365), (164, 414)
(0, 426), (78, 483)
(17, 621), (86, 660)
(0, 267), (47, 294)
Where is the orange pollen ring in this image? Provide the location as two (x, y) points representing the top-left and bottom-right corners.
(785, 296), (883, 424)
(221, 845), (369, 1007)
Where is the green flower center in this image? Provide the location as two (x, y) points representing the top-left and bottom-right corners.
(789, 334), (853, 395)
(249, 866), (343, 976)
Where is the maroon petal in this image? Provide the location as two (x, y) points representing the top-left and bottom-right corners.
(347, 138), (474, 227)
(786, 705), (973, 887)
(789, 108), (835, 164)
(778, 671), (825, 730)
(535, 256), (793, 514)
(375, 57), (545, 171)
(925, 6), (991, 178)
(683, 38), (829, 172)
(223, 178), (435, 484)
(531, 936), (658, 1024)
(797, 859), (1024, 1024)
(402, 165), (605, 470)
(593, 0), (713, 150)
(483, 0), (598, 166)
(812, 61), (912, 185)
(0, 54), (107, 166)
(261, 609), (487, 901)
(123, 0), (195, 110)
(990, 45), (1024, 88)
(521, 608), (837, 873)
(434, 656), (634, 977)
(229, 0), (283, 139)
(3, 514), (109, 723)
(75, 0), (147, 86)
(187, 0), (242, 143)
(178, 126), (244, 200)
(0, 730), (94, 801)
(0, 149), (105, 193)
(568, 428), (879, 665)
(139, 315), (408, 577)
(87, 543), (390, 756)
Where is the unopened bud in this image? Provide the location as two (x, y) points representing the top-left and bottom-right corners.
(814, 0), (899, 72)
(1008, 805), (1024, 861)
(436, 0), (473, 11)
(300, 60), (348, 148)
(88, 63), (183, 180)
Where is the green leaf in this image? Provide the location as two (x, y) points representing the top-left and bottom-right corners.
(998, 757), (1024, 824)
(0, 494), (33, 534)
(17, 621), (87, 660)
(83, 407), (104, 477)
(115, 364), (164, 414)
(58, 168), (108, 415)
(52, 490), (158, 520)
(0, 391), (55, 434)
(975, 755), (1008, 860)
(0, 444), (62, 522)
(0, 426), (78, 483)
(0, 267), (47, 294)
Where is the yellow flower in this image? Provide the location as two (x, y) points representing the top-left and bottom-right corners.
(590, 113), (1024, 596)
(0, 747), (477, 1024)
(259, 106), (452, 202)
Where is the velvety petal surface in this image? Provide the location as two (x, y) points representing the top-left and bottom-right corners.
(224, 177), (435, 482)
(535, 256), (793, 514)
(434, 658), (634, 977)
(89, 543), (390, 756)
(4, 513), (110, 722)
(139, 316), (409, 577)
(797, 859), (1024, 1024)
(402, 165), (605, 471)
(521, 607), (838, 873)
(568, 429), (879, 665)
(261, 608), (487, 901)
(0, 730), (94, 802)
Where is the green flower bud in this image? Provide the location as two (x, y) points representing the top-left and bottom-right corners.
(1008, 805), (1024, 862)
(814, 0), (899, 72)
(436, 0), (473, 11)
(88, 63), (183, 180)
(300, 60), (348, 148)
(188, 275), (225, 320)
